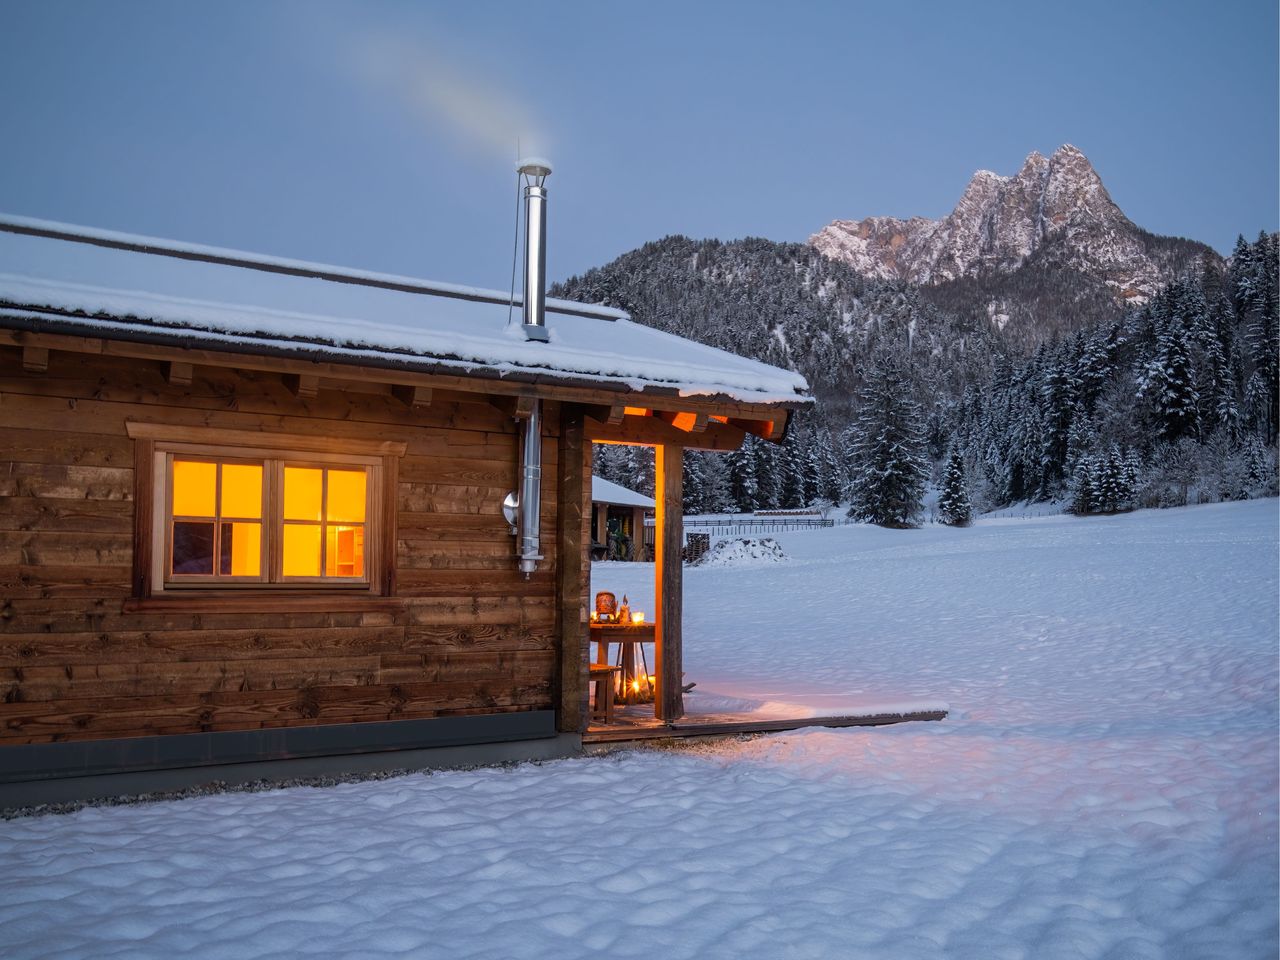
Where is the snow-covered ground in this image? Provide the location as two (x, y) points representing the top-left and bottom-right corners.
(2, 500), (1276, 959)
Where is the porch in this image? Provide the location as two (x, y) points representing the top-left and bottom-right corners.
(578, 415), (949, 740)
(583, 704), (950, 743)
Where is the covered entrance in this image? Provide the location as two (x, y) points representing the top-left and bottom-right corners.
(572, 408), (948, 740)
(578, 408), (786, 726)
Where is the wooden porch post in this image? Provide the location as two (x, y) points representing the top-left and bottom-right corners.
(555, 405), (590, 733)
(654, 444), (684, 721)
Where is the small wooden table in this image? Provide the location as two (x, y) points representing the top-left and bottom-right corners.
(590, 622), (656, 706)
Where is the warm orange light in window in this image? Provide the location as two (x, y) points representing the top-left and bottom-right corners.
(282, 467), (367, 579)
(327, 526), (365, 577)
(283, 523), (321, 576)
(284, 467), (323, 521)
(710, 415), (729, 423)
(623, 407), (648, 416)
(326, 470), (367, 523)
(221, 464), (263, 519)
(224, 521), (262, 576)
(171, 459), (263, 578)
(172, 460), (216, 516)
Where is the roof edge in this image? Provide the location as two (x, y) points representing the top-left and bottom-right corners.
(0, 306), (814, 410)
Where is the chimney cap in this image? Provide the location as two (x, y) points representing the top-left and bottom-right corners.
(516, 157), (553, 179)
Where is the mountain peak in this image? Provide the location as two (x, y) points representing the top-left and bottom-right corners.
(809, 146), (1217, 304)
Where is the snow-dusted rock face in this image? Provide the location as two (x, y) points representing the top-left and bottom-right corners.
(810, 145), (1215, 304)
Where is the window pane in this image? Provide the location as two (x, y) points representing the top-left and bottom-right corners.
(172, 520), (215, 575)
(220, 521), (262, 576)
(172, 460), (216, 517)
(326, 470), (367, 522)
(284, 467), (323, 521)
(282, 523), (322, 576)
(326, 525), (365, 578)
(221, 464), (263, 519)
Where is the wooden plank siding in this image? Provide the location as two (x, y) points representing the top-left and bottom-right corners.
(0, 345), (568, 744)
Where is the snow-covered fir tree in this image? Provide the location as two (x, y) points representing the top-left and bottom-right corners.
(845, 357), (930, 527)
(938, 450), (972, 526)
(1070, 447), (1137, 515)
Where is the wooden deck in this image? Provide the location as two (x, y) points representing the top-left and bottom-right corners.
(583, 705), (948, 743)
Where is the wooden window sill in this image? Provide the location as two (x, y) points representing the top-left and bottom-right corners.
(123, 594), (406, 614)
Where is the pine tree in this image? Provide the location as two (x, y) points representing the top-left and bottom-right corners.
(1138, 306), (1200, 443)
(753, 438), (780, 510)
(726, 439), (759, 513)
(816, 430), (845, 504)
(938, 449), (972, 526)
(845, 358), (929, 527)
(682, 450), (710, 515)
(1069, 457), (1096, 515)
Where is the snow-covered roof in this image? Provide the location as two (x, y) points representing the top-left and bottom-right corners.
(0, 216), (810, 406)
(591, 475), (656, 509)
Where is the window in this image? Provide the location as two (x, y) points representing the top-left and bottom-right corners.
(130, 425), (401, 596)
(165, 456), (371, 586)
(170, 458), (265, 579)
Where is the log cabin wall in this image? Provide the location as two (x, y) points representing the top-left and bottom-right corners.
(0, 345), (579, 747)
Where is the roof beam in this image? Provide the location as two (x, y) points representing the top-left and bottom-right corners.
(730, 412), (787, 442)
(581, 403), (627, 425)
(491, 394), (537, 420)
(392, 384), (433, 409)
(283, 373), (320, 399)
(586, 415), (745, 452)
(21, 346), (49, 373)
(166, 361), (194, 386)
(656, 410), (708, 433)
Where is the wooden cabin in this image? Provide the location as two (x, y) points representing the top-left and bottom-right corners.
(0, 214), (808, 805)
(590, 476), (654, 562)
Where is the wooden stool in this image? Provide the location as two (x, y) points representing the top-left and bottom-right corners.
(588, 663), (621, 723)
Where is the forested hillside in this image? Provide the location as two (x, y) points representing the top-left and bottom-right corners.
(554, 232), (1278, 520)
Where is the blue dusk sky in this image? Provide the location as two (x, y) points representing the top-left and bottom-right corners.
(1, 0), (1276, 290)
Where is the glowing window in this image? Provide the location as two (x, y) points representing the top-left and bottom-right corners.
(281, 466), (367, 580)
(160, 450), (377, 590)
(169, 458), (263, 578)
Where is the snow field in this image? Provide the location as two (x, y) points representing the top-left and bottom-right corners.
(1, 499), (1276, 959)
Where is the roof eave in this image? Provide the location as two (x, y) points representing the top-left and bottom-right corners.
(0, 306), (813, 413)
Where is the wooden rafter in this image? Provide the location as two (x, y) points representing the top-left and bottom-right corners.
(166, 361), (194, 386)
(730, 411), (788, 442)
(656, 410), (709, 433)
(391, 384), (433, 409)
(585, 415), (745, 452)
(283, 373), (320, 399)
(21, 346), (48, 374)
(491, 394), (537, 420)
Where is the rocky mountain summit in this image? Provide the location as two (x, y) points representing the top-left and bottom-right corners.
(810, 145), (1217, 311)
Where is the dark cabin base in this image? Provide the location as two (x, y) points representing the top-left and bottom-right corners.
(1, 712), (578, 809)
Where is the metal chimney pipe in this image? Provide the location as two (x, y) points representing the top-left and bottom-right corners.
(517, 399), (543, 577)
(512, 157), (552, 576)
(517, 158), (552, 343)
